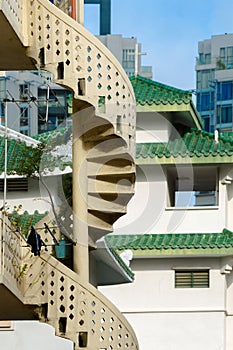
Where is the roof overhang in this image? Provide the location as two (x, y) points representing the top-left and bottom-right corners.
(91, 238), (134, 286)
(136, 100), (202, 130)
(130, 247), (233, 259)
(136, 155), (233, 165)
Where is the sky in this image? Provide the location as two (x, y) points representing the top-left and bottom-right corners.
(84, 0), (233, 91)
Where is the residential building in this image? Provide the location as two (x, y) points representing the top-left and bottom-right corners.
(98, 34), (153, 79)
(0, 71), (72, 136)
(0, 2), (137, 350)
(196, 33), (233, 133)
(99, 76), (233, 350)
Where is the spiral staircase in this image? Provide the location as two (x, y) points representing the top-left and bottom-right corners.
(0, 1), (137, 349)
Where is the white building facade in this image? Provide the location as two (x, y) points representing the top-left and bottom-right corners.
(100, 76), (233, 350)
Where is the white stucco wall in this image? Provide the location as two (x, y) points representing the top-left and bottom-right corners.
(0, 321), (72, 350)
(0, 175), (64, 214)
(124, 312), (225, 350)
(136, 112), (172, 143)
(100, 257), (227, 350)
(114, 164), (227, 234)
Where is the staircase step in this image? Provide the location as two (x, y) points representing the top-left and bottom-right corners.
(88, 209), (124, 228)
(88, 175), (135, 194)
(87, 158), (134, 176)
(83, 125), (116, 142)
(86, 138), (129, 160)
(88, 193), (127, 213)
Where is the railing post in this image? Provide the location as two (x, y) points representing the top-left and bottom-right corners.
(76, 0), (84, 25)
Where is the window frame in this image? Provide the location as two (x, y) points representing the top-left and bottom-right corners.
(166, 165), (218, 208)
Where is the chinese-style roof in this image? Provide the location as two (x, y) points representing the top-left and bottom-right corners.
(33, 126), (71, 145)
(136, 129), (233, 164)
(130, 75), (192, 106)
(130, 76), (203, 129)
(0, 126), (72, 176)
(0, 137), (34, 175)
(9, 210), (48, 236)
(106, 229), (233, 257)
(104, 238), (134, 280)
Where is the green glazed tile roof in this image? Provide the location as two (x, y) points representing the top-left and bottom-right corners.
(136, 129), (233, 163)
(130, 75), (192, 106)
(33, 126), (71, 145)
(0, 137), (35, 175)
(33, 126), (72, 172)
(0, 126), (72, 175)
(9, 210), (48, 237)
(106, 229), (233, 257)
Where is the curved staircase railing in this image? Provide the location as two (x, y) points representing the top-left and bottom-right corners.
(0, 213), (139, 349)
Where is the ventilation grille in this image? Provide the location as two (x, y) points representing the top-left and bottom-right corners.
(175, 270), (209, 288)
(0, 178), (28, 192)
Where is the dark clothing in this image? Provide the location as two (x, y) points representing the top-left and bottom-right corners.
(27, 227), (43, 256)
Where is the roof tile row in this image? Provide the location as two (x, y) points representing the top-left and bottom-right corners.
(106, 229), (233, 252)
(130, 76), (192, 106)
(136, 129), (233, 160)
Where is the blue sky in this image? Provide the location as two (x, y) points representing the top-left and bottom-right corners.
(84, 0), (233, 90)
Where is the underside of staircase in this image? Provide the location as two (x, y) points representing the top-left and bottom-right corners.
(0, 0), (138, 349)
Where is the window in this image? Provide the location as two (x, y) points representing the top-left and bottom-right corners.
(217, 81), (233, 101)
(203, 116), (210, 132)
(19, 84), (29, 99)
(196, 69), (214, 90)
(205, 53), (211, 64)
(20, 108), (29, 127)
(227, 47), (233, 66)
(166, 166), (217, 207)
(219, 46), (233, 68)
(0, 102), (5, 117)
(196, 91), (214, 112)
(175, 270), (209, 288)
(217, 105), (232, 124)
(198, 53), (211, 64)
(122, 49), (135, 71)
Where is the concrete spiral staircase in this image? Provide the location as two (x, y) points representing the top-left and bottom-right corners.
(0, 0), (137, 349)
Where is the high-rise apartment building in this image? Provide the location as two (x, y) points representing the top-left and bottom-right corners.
(98, 34), (153, 79)
(0, 71), (71, 136)
(196, 33), (233, 132)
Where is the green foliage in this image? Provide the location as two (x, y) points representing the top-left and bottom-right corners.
(8, 204), (23, 229)
(17, 263), (28, 278)
(216, 58), (226, 70)
(9, 142), (46, 177)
